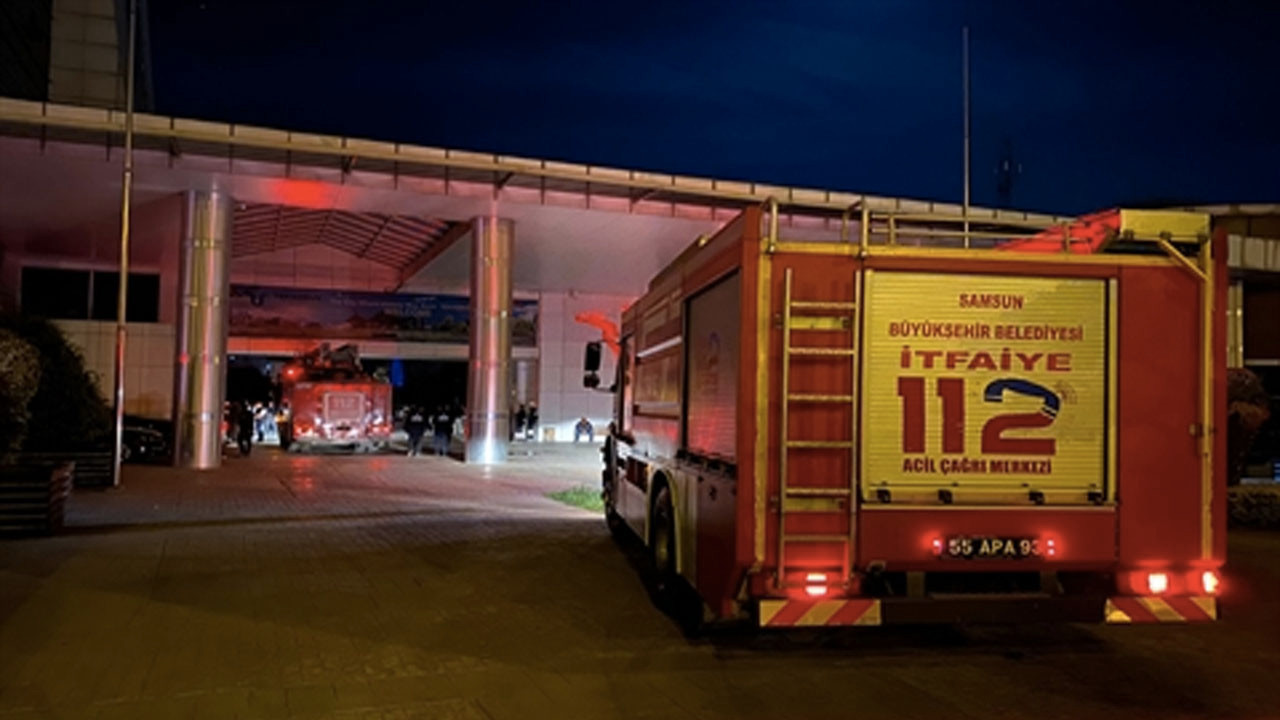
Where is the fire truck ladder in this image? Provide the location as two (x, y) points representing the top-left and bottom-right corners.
(776, 268), (859, 590)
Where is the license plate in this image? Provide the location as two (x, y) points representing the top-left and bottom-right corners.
(946, 536), (1039, 559)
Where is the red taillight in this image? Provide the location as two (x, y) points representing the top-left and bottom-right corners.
(1147, 572), (1169, 595)
(1045, 538), (1057, 557)
(1121, 568), (1220, 596)
(931, 538), (943, 556)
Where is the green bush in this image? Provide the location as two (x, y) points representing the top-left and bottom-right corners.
(1228, 486), (1280, 529)
(0, 315), (111, 454)
(0, 328), (42, 463)
(1228, 368), (1271, 486)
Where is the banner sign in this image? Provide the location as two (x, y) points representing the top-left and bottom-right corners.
(862, 271), (1107, 497)
(229, 285), (538, 347)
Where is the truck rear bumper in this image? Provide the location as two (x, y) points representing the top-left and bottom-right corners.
(1104, 596), (1217, 623)
(757, 595), (1217, 627)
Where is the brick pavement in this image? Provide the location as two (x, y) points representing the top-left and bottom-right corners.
(2, 445), (1279, 719)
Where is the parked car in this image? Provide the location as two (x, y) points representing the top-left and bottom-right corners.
(122, 425), (169, 463)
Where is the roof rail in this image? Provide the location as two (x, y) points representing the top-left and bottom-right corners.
(762, 201), (1210, 259)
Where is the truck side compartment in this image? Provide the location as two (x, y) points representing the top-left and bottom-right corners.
(609, 211), (756, 615)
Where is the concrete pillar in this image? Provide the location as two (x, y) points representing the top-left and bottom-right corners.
(466, 216), (513, 464)
(173, 190), (232, 469)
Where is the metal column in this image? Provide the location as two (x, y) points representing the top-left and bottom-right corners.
(173, 190), (232, 469)
(466, 216), (514, 464)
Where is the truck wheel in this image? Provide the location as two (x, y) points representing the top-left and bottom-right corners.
(649, 485), (703, 634)
(603, 475), (625, 538)
(650, 486), (678, 598)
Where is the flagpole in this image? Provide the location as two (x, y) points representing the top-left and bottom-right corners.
(111, 0), (138, 488)
(962, 26), (971, 248)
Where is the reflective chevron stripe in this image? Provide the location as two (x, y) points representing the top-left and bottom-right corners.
(758, 599), (881, 627)
(1105, 596), (1217, 623)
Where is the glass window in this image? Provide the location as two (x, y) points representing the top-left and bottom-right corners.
(91, 271), (160, 322)
(20, 267), (90, 319)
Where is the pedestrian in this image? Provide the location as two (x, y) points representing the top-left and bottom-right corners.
(254, 402), (269, 443)
(276, 401), (291, 446)
(223, 401), (235, 445)
(265, 402), (278, 441)
(432, 406), (452, 456)
(514, 404), (527, 441)
(525, 404), (538, 441)
(574, 416), (594, 443)
(236, 401), (255, 456)
(405, 406), (427, 457)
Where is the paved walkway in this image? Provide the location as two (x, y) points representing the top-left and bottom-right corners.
(2, 447), (1279, 719)
(62, 443), (598, 531)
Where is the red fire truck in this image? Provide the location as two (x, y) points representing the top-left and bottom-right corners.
(588, 204), (1225, 629)
(277, 343), (392, 453)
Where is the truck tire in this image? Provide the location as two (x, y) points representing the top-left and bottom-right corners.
(650, 485), (676, 593)
(649, 484), (704, 634)
(604, 498), (626, 540)
(602, 472), (626, 539)
(601, 439), (626, 539)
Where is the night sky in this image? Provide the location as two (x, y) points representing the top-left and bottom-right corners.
(149, 1), (1278, 215)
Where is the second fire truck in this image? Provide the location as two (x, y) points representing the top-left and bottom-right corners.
(277, 343), (392, 453)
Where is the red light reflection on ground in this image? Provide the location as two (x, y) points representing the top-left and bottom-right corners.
(287, 456), (319, 475)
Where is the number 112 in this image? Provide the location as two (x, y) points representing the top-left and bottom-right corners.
(896, 376), (1057, 456)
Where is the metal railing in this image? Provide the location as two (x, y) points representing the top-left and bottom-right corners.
(763, 197), (1209, 257)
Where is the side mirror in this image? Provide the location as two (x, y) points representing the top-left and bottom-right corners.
(584, 342), (602, 373)
(583, 373), (600, 389)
